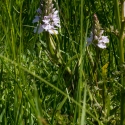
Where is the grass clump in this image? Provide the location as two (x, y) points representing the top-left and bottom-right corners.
(0, 0), (125, 125)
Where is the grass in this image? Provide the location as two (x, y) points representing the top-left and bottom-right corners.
(0, 0), (125, 125)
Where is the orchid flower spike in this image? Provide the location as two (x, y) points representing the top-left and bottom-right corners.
(33, 0), (60, 35)
(87, 14), (109, 49)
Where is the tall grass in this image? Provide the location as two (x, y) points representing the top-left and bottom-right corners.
(0, 0), (125, 125)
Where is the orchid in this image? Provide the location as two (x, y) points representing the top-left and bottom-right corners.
(87, 14), (109, 49)
(32, 1), (60, 34)
(87, 32), (109, 49)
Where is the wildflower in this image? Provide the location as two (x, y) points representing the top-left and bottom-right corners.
(32, 0), (60, 34)
(97, 36), (109, 49)
(87, 31), (109, 49)
(87, 14), (109, 49)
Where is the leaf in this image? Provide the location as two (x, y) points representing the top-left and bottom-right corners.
(57, 96), (68, 110)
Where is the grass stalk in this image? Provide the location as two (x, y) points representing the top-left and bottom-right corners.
(80, 83), (87, 125)
(119, 1), (125, 124)
(119, 21), (125, 125)
(76, 0), (84, 122)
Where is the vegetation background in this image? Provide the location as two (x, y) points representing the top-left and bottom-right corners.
(0, 0), (125, 125)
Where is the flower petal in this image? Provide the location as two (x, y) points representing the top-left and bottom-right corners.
(32, 16), (40, 23)
(42, 19), (50, 24)
(87, 32), (93, 43)
(101, 36), (109, 43)
(37, 8), (42, 14)
(97, 42), (106, 49)
(48, 29), (58, 34)
(34, 25), (44, 34)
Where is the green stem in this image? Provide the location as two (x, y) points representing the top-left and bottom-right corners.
(74, 0), (85, 123)
(119, 1), (125, 124)
(115, 0), (125, 124)
(120, 22), (125, 125)
(114, 0), (121, 31)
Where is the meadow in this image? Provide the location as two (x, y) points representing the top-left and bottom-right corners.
(0, 0), (125, 125)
